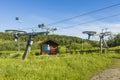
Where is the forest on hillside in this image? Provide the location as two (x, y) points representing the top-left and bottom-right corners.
(0, 32), (98, 51)
(0, 32), (120, 51)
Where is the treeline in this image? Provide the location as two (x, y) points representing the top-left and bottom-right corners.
(108, 33), (120, 47)
(1, 32), (120, 51)
(0, 32), (99, 51)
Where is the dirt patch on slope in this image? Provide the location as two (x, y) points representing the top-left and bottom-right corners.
(91, 59), (120, 80)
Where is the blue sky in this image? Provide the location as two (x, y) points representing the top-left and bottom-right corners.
(0, 0), (120, 39)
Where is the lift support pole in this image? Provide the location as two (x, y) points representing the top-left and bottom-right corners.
(100, 36), (103, 54)
(22, 32), (48, 60)
(22, 34), (32, 60)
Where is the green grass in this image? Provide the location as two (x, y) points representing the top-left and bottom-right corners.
(0, 53), (119, 80)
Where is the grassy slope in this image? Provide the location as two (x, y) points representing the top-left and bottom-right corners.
(0, 53), (119, 80)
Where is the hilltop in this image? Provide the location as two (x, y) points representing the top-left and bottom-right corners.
(0, 32), (99, 51)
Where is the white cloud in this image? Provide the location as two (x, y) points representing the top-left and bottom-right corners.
(1, 13), (120, 40)
(55, 18), (120, 40)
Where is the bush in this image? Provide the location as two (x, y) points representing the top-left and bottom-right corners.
(0, 42), (26, 51)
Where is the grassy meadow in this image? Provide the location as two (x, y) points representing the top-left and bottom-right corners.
(0, 52), (120, 80)
(0, 25), (120, 80)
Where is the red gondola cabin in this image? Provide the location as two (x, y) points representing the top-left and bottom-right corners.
(40, 39), (59, 55)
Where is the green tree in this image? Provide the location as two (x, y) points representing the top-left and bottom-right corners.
(107, 33), (120, 47)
